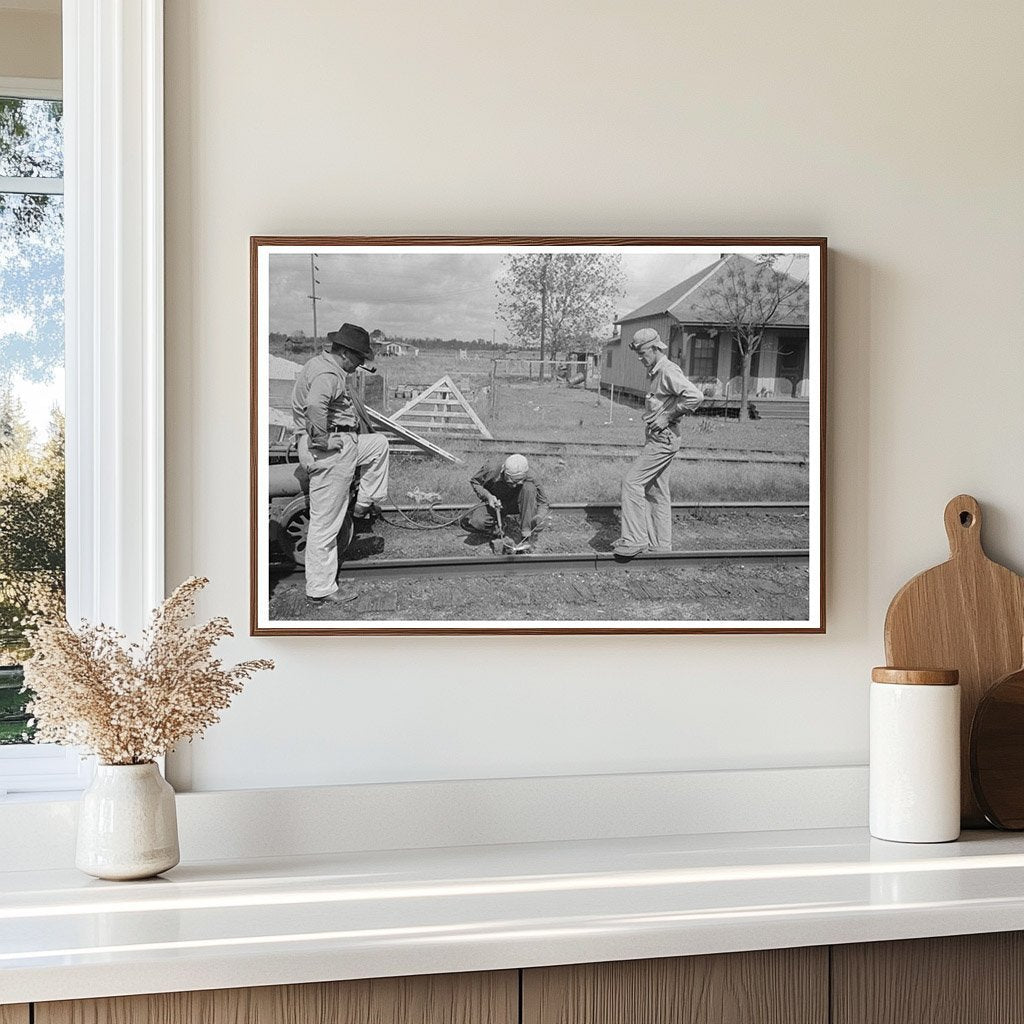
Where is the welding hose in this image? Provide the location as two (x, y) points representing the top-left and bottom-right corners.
(376, 499), (488, 531)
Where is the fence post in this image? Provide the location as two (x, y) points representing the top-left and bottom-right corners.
(609, 382), (615, 423)
(489, 359), (497, 420)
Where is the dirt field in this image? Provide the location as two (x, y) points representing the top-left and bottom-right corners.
(269, 560), (810, 624)
(268, 348), (813, 624)
(266, 506), (811, 623)
(383, 375), (810, 504)
(319, 346), (810, 453)
(481, 380), (808, 451)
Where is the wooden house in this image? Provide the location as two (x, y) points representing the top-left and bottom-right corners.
(601, 255), (811, 416)
(381, 341), (419, 357)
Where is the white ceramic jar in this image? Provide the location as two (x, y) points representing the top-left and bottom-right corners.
(76, 762), (180, 880)
(870, 667), (961, 843)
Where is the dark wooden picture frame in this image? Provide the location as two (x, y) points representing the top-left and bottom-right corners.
(250, 236), (827, 635)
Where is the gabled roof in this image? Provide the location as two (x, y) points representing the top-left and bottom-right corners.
(617, 258), (728, 324)
(618, 255), (809, 329)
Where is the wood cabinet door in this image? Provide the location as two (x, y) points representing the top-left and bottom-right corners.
(832, 932), (1024, 1024)
(0, 1007), (30, 1024)
(35, 971), (518, 1024)
(523, 948), (828, 1024)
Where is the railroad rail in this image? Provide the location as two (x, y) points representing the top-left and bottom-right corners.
(271, 437), (809, 467)
(476, 436), (805, 458)
(334, 548), (810, 580)
(403, 437), (810, 466)
(388, 500), (810, 513)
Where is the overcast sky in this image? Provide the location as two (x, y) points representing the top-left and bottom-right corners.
(268, 251), (732, 344)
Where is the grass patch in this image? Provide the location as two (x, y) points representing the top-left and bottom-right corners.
(273, 349), (809, 506)
(389, 450), (808, 506)
(0, 678), (32, 746)
(484, 382), (808, 453)
(0, 720), (30, 744)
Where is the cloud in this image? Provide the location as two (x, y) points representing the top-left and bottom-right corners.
(270, 252), (502, 341)
(267, 249), (797, 342)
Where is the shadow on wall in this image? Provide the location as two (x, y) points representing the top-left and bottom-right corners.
(831, 250), (872, 636)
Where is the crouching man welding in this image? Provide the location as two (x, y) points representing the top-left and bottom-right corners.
(292, 322), (390, 605)
(465, 454), (550, 554)
(612, 327), (704, 559)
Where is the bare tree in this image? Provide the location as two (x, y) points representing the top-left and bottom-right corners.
(693, 255), (808, 421)
(496, 253), (624, 380)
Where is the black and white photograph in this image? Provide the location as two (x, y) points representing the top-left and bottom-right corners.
(251, 238), (825, 634)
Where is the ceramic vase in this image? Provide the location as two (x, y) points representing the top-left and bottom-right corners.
(869, 667), (961, 843)
(76, 762), (180, 880)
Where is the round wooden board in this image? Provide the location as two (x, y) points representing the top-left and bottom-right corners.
(884, 495), (1024, 826)
(971, 664), (1024, 829)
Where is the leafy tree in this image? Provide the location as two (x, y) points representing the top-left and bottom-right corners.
(693, 255), (809, 421)
(0, 395), (65, 667)
(496, 254), (624, 379)
(0, 97), (64, 386)
(0, 99), (65, 741)
(0, 390), (33, 452)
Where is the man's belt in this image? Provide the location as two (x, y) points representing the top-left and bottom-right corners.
(328, 425), (359, 434)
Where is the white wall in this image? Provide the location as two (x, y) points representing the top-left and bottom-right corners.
(164, 0), (1024, 792)
(0, 7), (61, 80)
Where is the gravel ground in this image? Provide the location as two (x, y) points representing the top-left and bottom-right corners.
(343, 506), (809, 561)
(268, 560), (811, 624)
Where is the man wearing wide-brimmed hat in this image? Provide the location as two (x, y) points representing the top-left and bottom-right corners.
(291, 322), (390, 603)
(612, 327), (704, 559)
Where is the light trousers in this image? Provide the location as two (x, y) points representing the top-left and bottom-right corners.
(305, 433), (389, 598)
(619, 429), (681, 551)
(466, 481), (549, 539)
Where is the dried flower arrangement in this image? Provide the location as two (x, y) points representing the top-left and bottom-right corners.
(22, 577), (273, 765)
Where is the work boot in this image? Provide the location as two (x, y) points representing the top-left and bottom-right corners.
(611, 538), (646, 559)
(351, 503), (381, 535)
(307, 590), (357, 606)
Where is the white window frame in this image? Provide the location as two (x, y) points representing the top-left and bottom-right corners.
(0, 75), (85, 796)
(0, 0), (164, 797)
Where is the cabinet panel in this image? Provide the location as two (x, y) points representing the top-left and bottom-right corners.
(832, 932), (1024, 1024)
(523, 948), (828, 1024)
(36, 971), (518, 1024)
(0, 1007), (29, 1024)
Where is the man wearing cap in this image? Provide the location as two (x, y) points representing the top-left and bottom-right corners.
(291, 322), (390, 603)
(613, 327), (704, 558)
(466, 454), (550, 552)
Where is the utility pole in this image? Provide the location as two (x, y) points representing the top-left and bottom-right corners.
(308, 254), (321, 346)
(538, 253), (551, 381)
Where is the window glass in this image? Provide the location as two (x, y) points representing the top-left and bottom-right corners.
(0, 98), (63, 178)
(0, 97), (65, 745)
(690, 336), (718, 379)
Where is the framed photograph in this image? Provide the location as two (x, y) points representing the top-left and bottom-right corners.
(250, 236), (826, 635)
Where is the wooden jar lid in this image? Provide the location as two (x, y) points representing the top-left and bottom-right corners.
(871, 667), (960, 686)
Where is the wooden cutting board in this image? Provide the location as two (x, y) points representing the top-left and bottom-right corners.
(884, 494), (1024, 826)
(970, 654), (1024, 829)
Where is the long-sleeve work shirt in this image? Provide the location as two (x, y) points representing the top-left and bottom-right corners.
(470, 462), (549, 511)
(645, 355), (704, 435)
(291, 352), (359, 450)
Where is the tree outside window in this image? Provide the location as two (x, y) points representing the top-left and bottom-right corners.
(0, 94), (65, 744)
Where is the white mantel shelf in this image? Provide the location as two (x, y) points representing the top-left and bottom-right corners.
(5, 826), (1024, 1004)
